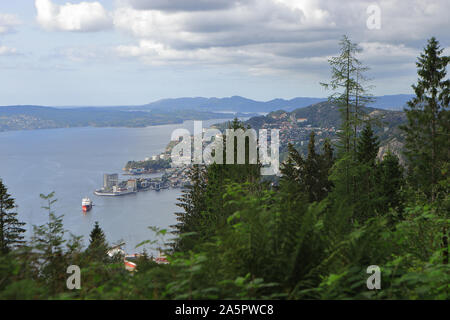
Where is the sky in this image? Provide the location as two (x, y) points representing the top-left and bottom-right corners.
(0, 0), (448, 106)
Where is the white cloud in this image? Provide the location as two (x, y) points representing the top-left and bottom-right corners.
(0, 13), (21, 34)
(35, 0), (112, 32)
(30, 0), (449, 79)
(128, 0), (239, 12)
(0, 46), (18, 56)
(110, 0), (450, 75)
(360, 42), (418, 61)
(112, 1), (336, 50)
(115, 39), (330, 77)
(274, 0), (331, 26)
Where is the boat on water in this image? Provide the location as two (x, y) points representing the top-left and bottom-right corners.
(94, 185), (137, 197)
(82, 197), (93, 212)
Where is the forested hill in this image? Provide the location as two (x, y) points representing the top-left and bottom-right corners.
(247, 101), (406, 130)
(0, 106), (241, 132)
(242, 101), (407, 160)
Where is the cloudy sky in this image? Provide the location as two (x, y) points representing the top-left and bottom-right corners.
(0, 0), (448, 106)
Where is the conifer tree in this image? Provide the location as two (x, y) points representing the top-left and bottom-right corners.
(87, 221), (108, 260)
(89, 221), (107, 247)
(376, 152), (405, 215)
(0, 179), (26, 255)
(321, 35), (373, 156)
(319, 139), (334, 199)
(279, 143), (306, 202)
(31, 192), (67, 294)
(281, 137), (333, 203)
(322, 138), (334, 171)
(173, 119), (263, 252)
(401, 37), (449, 201)
(321, 35), (374, 199)
(172, 164), (207, 251)
(304, 132), (321, 202)
(280, 143), (300, 183)
(356, 123), (380, 165)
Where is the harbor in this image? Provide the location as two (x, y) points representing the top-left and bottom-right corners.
(94, 169), (191, 197)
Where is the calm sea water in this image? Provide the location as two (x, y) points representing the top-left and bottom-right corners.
(0, 119), (223, 253)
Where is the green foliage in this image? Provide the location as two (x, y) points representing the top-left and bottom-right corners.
(357, 124), (380, 165)
(0, 37), (448, 300)
(0, 179), (26, 255)
(321, 35), (374, 155)
(125, 158), (171, 171)
(280, 134), (334, 203)
(401, 37), (449, 201)
(376, 152), (405, 216)
(87, 222), (109, 262)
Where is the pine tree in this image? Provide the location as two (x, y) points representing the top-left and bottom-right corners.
(321, 35), (374, 200)
(172, 164), (207, 251)
(376, 152), (405, 216)
(89, 221), (107, 246)
(304, 132), (321, 202)
(401, 37), (449, 265)
(321, 35), (373, 156)
(400, 37), (449, 201)
(279, 143), (306, 203)
(173, 119), (263, 252)
(31, 192), (67, 294)
(351, 65), (374, 155)
(87, 221), (108, 257)
(319, 138), (334, 199)
(0, 179), (26, 255)
(281, 137), (333, 203)
(356, 123), (380, 165)
(322, 138), (334, 171)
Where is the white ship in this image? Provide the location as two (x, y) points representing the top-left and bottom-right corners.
(82, 197), (93, 212)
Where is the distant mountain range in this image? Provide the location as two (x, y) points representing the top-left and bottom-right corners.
(0, 94), (413, 132)
(123, 94), (414, 113)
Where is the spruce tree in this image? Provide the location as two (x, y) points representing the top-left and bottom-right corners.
(304, 132), (321, 202)
(376, 152), (405, 215)
(322, 138), (334, 171)
(173, 119), (263, 252)
(319, 139), (334, 199)
(86, 221), (108, 262)
(0, 179), (26, 254)
(400, 37), (449, 201)
(31, 192), (67, 294)
(279, 143), (306, 202)
(88, 222), (107, 249)
(281, 137), (333, 203)
(172, 164), (207, 251)
(356, 123), (380, 165)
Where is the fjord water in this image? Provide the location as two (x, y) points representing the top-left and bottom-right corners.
(0, 120), (221, 253)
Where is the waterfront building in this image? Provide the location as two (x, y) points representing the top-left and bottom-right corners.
(127, 179), (137, 191)
(104, 173), (119, 190)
